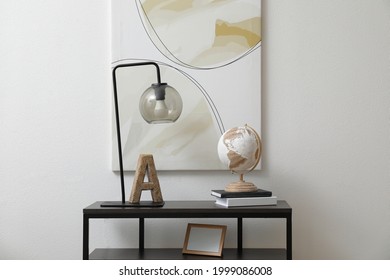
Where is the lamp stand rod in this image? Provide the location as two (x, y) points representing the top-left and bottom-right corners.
(111, 62), (162, 204)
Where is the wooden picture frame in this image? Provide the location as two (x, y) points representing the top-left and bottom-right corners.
(182, 223), (227, 257)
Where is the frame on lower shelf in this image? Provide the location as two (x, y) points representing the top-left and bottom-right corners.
(83, 200), (292, 260)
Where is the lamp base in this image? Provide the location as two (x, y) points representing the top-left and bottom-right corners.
(100, 201), (165, 208)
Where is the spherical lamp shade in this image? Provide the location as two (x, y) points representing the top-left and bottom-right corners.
(139, 83), (183, 124)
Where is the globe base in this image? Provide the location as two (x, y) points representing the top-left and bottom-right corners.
(225, 181), (258, 192)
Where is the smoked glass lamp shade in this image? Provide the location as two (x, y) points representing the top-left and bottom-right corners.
(139, 83), (183, 124)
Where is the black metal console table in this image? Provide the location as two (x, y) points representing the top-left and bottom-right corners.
(83, 200), (292, 260)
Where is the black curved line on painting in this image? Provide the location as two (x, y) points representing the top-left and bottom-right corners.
(135, 0), (261, 71)
(111, 58), (225, 134)
(176, 67), (226, 134)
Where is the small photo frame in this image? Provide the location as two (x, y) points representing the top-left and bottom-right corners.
(182, 223), (227, 257)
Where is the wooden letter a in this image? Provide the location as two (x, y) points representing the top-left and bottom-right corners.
(129, 154), (163, 204)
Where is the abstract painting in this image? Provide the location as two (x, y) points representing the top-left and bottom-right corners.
(111, 0), (261, 170)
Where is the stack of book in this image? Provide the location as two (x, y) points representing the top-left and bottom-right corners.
(211, 189), (277, 207)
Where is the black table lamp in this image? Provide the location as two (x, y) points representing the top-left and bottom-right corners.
(101, 62), (182, 207)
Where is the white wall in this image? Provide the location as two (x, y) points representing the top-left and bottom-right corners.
(1, 0), (389, 260)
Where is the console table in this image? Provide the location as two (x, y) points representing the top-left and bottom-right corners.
(83, 200), (292, 260)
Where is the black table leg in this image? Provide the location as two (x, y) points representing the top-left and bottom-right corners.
(83, 214), (89, 260)
(286, 213), (292, 260)
(139, 218), (144, 250)
(237, 217), (243, 251)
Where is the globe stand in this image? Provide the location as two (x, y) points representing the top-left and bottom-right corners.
(225, 174), (258, 192)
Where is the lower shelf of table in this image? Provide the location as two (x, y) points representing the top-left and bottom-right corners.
(89, 248), (287, 260)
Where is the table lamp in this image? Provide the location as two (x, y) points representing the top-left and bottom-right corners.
(101, 61), (182, 207)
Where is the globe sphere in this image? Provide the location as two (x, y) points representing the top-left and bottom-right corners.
(217, 125), (262, 174)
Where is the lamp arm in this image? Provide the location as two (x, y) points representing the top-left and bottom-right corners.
(111, 62), (162, 203)
(113, 62), (162, 84)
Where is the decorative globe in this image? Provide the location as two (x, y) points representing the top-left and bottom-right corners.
(217, 125), (262, 192)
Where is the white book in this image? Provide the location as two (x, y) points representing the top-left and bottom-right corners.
(215, 196), (277, 207)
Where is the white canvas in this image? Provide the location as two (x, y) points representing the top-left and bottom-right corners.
(111, 0), (261, 170)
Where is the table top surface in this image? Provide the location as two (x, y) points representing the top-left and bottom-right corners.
(84, 200), (291, 217)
